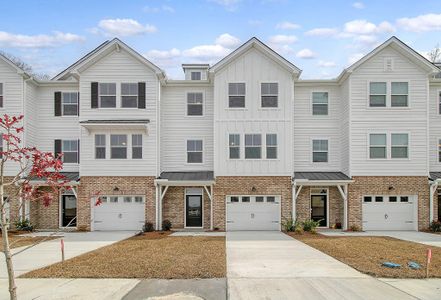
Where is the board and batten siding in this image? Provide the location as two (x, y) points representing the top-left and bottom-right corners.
(78, 48), (159, 176)
(160, 85), (214, 172)
(213, 47), (294, 176)
(340, 78), (350, 176)
(293, 84), (341, 172)
(429, 83), (441, 171)
(349, 46), (430, 176)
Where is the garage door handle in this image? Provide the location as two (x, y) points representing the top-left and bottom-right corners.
(384, 214), (388, 219)
(118, 213), (122, 219)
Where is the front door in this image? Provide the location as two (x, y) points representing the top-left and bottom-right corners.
(62, 195), (77, 227)
(311, 195), (327, 227)
(186, 195), (202, 227)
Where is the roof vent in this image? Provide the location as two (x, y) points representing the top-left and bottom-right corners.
(384, 57), (394, 72)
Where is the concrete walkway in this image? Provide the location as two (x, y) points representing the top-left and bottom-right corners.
(0, 231), (136, 278)
(226, 231), (417, 299)
(321, 230), (441, 247)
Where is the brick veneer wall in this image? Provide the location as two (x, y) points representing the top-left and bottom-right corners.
(348, 176), (429, 230)
(78, 176), (156, 231)
(162, 186), (211, 229)
(213, 176), (292, 231)
(3, 176), (21, 229)
(30, 187), (60, 229)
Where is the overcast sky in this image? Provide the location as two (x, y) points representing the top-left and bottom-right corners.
(1, 0), (440, 79)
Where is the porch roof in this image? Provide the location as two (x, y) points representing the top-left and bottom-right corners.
(293, 172), (352, 185)
(430, 172), (441, 181)
(27, 172), (80, 185)
(156, 171), (215, 186)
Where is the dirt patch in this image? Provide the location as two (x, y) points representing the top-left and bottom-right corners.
(288, 232), (441, 278)
(1, 232), (58, 250)
(22, 232), (226, 279)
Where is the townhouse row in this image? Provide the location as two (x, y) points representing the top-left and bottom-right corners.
(2, 36), (441, 232)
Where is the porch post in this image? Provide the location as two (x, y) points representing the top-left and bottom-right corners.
(292, 182), (296, 220)
(155, 184), (159, 230)
(159, 186), (169, 230)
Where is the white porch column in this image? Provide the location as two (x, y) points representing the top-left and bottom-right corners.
(337, 184), (348, 231)
(155, 184), (159, 230)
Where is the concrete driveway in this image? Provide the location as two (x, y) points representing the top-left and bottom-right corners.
(227, 231), (416, 299)
(0, 231), (136, 278)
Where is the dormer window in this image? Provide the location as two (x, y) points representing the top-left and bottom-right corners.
(191, 72), (202, 80)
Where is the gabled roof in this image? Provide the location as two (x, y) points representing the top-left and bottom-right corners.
(210, 37), (302, 76)
(52, 38), (165, 81)
(337, 36), (440, 82)
(0, 53), (31, 78)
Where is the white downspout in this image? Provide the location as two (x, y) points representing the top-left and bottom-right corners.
(155, 183), (159, 230)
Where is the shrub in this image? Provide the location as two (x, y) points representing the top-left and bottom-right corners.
(162, 219), (172, 231)
(429, 220), (441, 232)
(14, 219), (33, 231)
(349, 224), (361, 232)
(282, 217), (295, 232)
(143, 222), (154, 232)
(302, 219), (321, 233)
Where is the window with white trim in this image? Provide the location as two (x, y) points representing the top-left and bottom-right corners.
(438, 139), (441, 162)
(62, 92), (78, 116)
(312, 139), (328, 162)
(369, 82), (387, 107)
(62, 140), (78, 163)
(229, 134), (240, 159)
(132, 134), (142, 159)
(266, 134), (277, 159)
(110, 134), (127, 159)
(228, 83), (245, 108)
(0, 83), (3, 108)
(95, 134), (106, 159)
(121, 83), (138, 108)
(391, 82), (408, 107)
(369, 134), (387, 159)
(187, 140), (203, 163)
(191, 72), (201, 80)
(312, 92), (328, 115)
(245, 134), (261, 159)
(99, 83), (116, 108)
(391, 133), (408, 159)
(261, 83), (278, 108)
(187, 93), (203, 116)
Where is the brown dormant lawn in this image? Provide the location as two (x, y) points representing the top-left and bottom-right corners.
(22, 232), (226, 279)
(288, 232), (441, 278)
(1, 232), (58, 250)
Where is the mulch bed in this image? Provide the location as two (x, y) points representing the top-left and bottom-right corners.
(22, 231), (226, 279)
(287, 232), (441, 278)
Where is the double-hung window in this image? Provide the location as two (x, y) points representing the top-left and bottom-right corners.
(62, 92), (78, 116)
(391, 133), (408, 159)
(62, 140), (78, 163)
(191, 72), (201, 80)
(0, 83), (4, 108)
(110, 134), (127, 159)
(99, 83), (116, 108)
(438, 139), (441, 162)
(312, 139), (328, 162)
(245, 134), (261, 159)
(369, 82), (387, 107)
(369, 134), (387, 159)
(312, 92), (328, 115)
(266, 134), (277, 159)
(261, 83), (278, 108)
(229, 134), (240, 159)
(228, 83), (245, 108)
(132, 134), (142, 159)
(187, 93), (203, 116)
(121, 83), (138, 108)
(391, 82), (408, 107)
(95, 134), (106, 159)
(187, 140), (203, 163)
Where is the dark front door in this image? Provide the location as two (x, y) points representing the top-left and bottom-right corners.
(186, 195), (202, 227)
(311, 195), (327, 227)
(62, 195), (77, 227)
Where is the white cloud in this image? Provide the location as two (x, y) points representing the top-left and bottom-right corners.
(215, 33), (241, 48)
(343, 19), (394, 35)
(97, 19), (157, 37)
(276, 21), (300, 30)
(317, 60), (336, 67)
(145, 48), (181, 59)
(352, 2), (365, 9)
(296, 48), (316, 59)
(209, 0), (241, 11)
(248, 19), (263, 27)
(305, 28), (339, 37)
(397, 13), (441, 32)
(348, 52), (365, 65)
(0, 31), (84, 48)
(143, 5), (175, 13)
(268, 35), (298, 44)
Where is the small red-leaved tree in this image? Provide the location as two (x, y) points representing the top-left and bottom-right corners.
(0, 114), (66, 300)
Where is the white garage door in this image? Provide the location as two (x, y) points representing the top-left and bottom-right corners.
(93, 195), (145, 231)
(362, 195), (417, 231)
(226, 195), (280, 231)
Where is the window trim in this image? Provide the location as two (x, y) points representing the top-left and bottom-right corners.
(244, 133), (262, 160)
(0, 82), (4, 108)
(132, 134), (143, 159)
(367, 81), (410, 109)
(391, 133), (409, 160)
(186, 91), (204, 117)
(94, 134), (106, 159)
(186, 138), (204, 164)
(120, 82), (139, 109)
(98, 82), (117, 109)
(110, 134), (128, 160)
(190, 71), (202, 81)
(227, 82), (246, 109)
(61, 139), (79, 164)
(61, 92), (79, 117)
(266, 133), (278, 159)
(368, 133), (387, 160)
(260, 82), (279, 109)
(391, 82), (409, 107)
(311, 91), (329, 116)
(228, 133), (241, 160)
(311, 138), (329, 163)
(367, 132), (410, 160)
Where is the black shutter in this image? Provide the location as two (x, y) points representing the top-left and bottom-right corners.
(91, 82), (98, 108)
(54, 140), (62, 159)
(77, 92), (80, 116)
(138, 82), (146, 109)
(54, 92), (62, 116)
(77, 139), (80, 163)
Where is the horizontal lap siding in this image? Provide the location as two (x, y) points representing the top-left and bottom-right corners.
(161, 85), (214, 171)
(350, 46), (429, 176)
(340, 78), (350, 175)
(429, 84), (441, 171)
